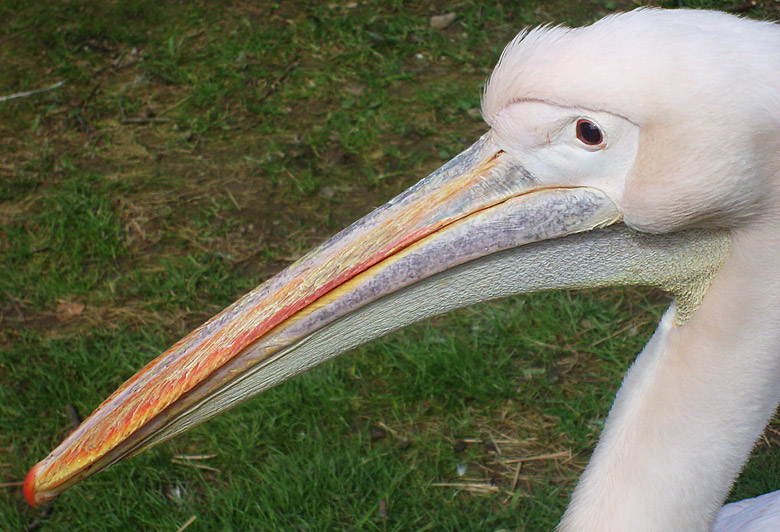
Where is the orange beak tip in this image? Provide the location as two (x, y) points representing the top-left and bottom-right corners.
(24, 463), (41, 507)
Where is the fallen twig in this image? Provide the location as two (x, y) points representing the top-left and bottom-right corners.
(0, 81), (64, 103)
(81, 82), (102, 112)
(260, 58), (299, 102)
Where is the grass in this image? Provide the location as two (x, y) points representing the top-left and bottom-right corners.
(3, 0), (780, 530)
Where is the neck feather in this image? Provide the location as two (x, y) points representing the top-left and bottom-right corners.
(558, 224), (780, 532)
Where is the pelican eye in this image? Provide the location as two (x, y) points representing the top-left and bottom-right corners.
(576, 119), (603, 146)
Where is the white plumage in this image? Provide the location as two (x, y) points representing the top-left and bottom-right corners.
(481, 9), (780, 531)
(715, 491), (780, 532)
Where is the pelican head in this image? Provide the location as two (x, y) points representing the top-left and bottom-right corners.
(25, 8), (780, 531)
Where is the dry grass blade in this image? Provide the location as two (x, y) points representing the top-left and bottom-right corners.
(170, 458), (221, 473)
(0, 80), (64, 102)
(588, 319), (652, 349)
(175, 515), (197, 532)
(173, 454), (218, 460)
(505, 450), (572, 465)
(431, 482), (500, 494)
(511, 461), (523, 491)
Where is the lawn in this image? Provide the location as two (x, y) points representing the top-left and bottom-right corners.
(3, 1), (780, 530)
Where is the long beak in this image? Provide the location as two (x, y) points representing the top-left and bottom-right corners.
(24, 131), (729, 506)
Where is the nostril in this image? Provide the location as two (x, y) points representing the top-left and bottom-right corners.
(488, 149), (506, 162)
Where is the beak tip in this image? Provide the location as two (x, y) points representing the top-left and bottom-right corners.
(24, 462), (44, 507)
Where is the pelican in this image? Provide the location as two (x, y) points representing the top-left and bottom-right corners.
(23, 8), (780, 531)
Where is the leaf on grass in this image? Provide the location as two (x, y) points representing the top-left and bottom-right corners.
(430, 13), (457, 30)
(56, 300), (85, 322)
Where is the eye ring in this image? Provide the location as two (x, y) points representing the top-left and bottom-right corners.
(576, 119), (604, 146)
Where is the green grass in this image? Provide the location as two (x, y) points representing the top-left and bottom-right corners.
(3, 1), (780, 530)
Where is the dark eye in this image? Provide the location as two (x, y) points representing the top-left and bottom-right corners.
(576, 119), (603, 146)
